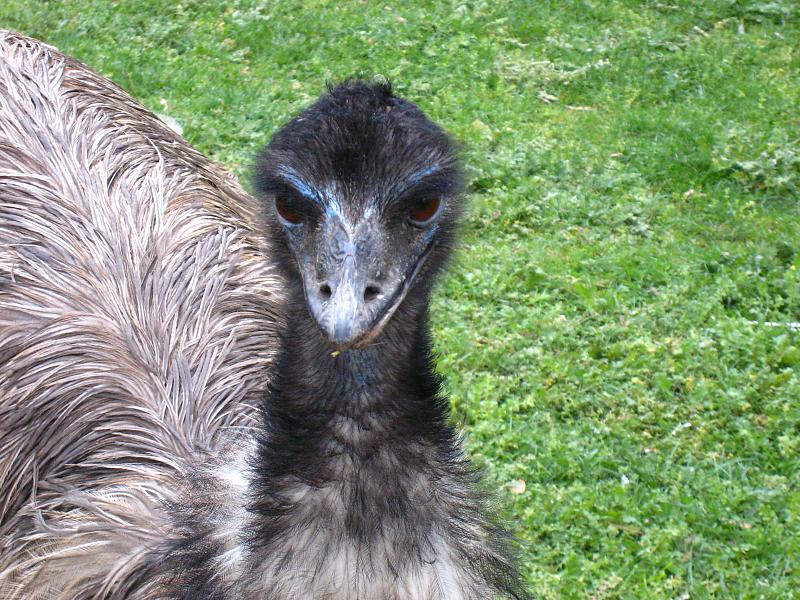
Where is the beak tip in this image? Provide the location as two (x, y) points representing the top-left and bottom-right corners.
(330, 327), (357, 347)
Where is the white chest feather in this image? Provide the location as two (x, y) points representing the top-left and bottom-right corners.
(206, 447), (492, 600)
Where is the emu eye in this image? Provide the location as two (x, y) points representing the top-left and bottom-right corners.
(275, 196), (303, 225)
(409, 197), (442, 226)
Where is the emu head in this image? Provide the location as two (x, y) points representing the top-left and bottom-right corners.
(256, 81), (463, 349)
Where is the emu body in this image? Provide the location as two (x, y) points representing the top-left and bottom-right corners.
(0, 31), (527, 599)
(0, 31), (280, 597)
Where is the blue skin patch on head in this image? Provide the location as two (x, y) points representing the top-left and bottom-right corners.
(280, 164), (442, 224)
(279, 166), (346, 220)
(278, 166), (324, 206)
(388, 165), (442, 210)
(421, 221), (440, 244)
(407, 165), (440, 186)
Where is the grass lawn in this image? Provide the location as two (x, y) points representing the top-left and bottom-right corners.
(2, 1), (799, 597)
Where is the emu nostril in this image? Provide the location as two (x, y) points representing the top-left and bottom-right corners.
(364, 285), (381, 302)
(319, 284), (332, 300)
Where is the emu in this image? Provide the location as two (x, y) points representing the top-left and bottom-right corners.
(0, 31), (528, 599)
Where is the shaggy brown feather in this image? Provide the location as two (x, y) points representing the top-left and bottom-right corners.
(0, 30), (281, 598)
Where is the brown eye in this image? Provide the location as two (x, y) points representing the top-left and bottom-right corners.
(409, 197), (442, 225)
(275, 196), (303, 224)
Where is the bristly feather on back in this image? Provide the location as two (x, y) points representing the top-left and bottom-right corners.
(0, 30), (281, 598)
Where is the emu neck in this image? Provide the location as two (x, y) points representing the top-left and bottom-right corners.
(253, 286), (454, 502)
(268, 290), (441, 438)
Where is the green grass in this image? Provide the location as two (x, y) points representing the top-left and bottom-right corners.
(3, 1), (799, 597)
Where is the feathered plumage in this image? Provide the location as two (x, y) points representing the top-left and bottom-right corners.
(0, 31), (528, 599)
(0, 30), (280, 597)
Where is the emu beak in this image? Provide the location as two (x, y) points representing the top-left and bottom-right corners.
(326, 254), (363, 345)
(303, 261), (373, 348)
(302, 217), (433, 349)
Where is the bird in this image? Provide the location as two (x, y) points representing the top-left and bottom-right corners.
(0, 30), (528, 599)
